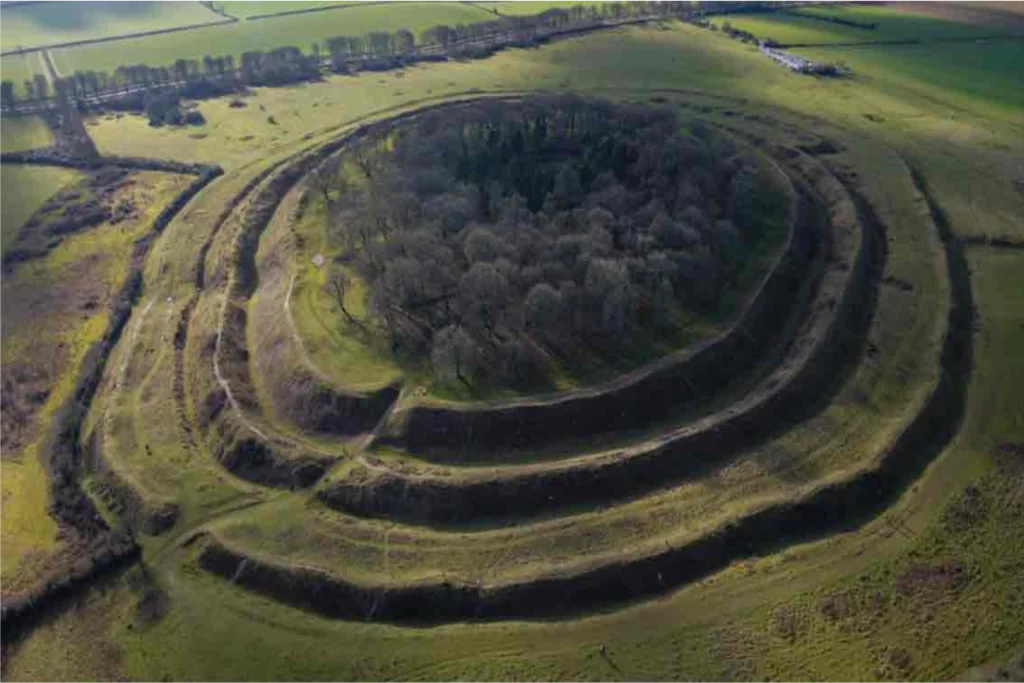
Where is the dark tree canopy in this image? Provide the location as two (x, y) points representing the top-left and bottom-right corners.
(326, 96), (779, 390)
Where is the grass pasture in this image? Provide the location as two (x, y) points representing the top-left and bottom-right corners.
(793, 40), (1024, 121)
(0, 52), (47, 97)
(50, 2), (493, 76)
(474, 1), (596, 16)
(712, 3), (1024, 46)
(0, 115), (53, 153)
(217, 2), (350, 20)
(2, 4), (1024, 681)
(0, 1), (224, 52)
(0, 163), (78, 258)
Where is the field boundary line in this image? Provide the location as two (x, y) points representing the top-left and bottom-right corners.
(0, 17), (237, 58)
(240, 1), (397, 22)
(775, 34), (1024, 49)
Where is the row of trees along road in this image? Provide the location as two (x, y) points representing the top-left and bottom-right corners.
(0, 1), (783, 111)
(317, 97), (782, 390)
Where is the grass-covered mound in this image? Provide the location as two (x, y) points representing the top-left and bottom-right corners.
(324, 96), (787, 395)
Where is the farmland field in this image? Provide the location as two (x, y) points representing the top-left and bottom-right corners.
(0, 165), (77, 257)
(0, 115), (53, 154)
(0, 53), (47, 97)
(1, 3), (1023, 682)
(474, 1), (597, 15)
(217, 1), (351, 19)
(0, 1), (224, 52)
(712, 3), (1024, 45)
(50, 2), (494, 74)
(794, 40), (1024, 120)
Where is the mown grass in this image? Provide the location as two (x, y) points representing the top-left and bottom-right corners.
(0, 1), (223, 52)
(3, 7), (1023, 681)
(50, 2), (493, 76)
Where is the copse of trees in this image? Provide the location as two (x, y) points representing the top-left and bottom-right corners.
(323, 97), (777, 390)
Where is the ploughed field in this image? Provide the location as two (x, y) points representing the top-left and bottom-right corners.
(2, 11), (1022, 681)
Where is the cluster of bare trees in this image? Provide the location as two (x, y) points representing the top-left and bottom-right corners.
(321, 97), (774, 389)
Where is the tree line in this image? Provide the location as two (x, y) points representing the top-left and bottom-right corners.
(1, 0), (736, 111)
(318, 97), (778, 390)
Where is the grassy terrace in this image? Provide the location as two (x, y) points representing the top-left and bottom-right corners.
(2, 4), (1023, 680)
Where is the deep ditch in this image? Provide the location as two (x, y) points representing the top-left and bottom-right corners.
(173, 160), (292, 466)
(198, 162), (974, 623)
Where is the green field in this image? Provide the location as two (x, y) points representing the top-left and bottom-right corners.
(0, 1), (224, 52)
(475, 1), (596, 16)
(2, 4), (1024, 681)
(795, 40), (1024, 121)
(0, 115), (53, 153)
(0, 52), (47, 97)
(217, 1), (367, 19)
(712, 3), (1024, 46)
(50, 2), (494, 75)
(0, 164), (77, 257)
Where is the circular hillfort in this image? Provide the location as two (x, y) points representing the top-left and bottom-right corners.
(30, 90), (973, 631)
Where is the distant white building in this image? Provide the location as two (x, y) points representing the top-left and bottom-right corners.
(758, 42), (843, 76)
